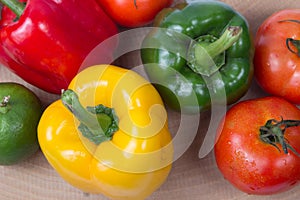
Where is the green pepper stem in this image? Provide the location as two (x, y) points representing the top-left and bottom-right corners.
(197, 26), (242, 59)
(188, 26), (242, 76)
(0, 95), (11, 114)
(259, 118), (300, 156)
(0, 0), (25, 18)
(61, 89), (118, 145)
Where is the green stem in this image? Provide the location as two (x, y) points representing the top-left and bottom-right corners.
(286, 38), (300, 57)
(134, 0), (137, 9)
(61, 89), (118, 145)
(259, 118), (300, 156)
(278, 20), (300, 57)
(197, 26), (242, 59)
(0, 96), (11, 114)
(188, 26), (243, 76)
(0, 0), (25, 18)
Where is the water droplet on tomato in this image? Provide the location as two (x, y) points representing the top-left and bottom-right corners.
(282, 159), (287, 166)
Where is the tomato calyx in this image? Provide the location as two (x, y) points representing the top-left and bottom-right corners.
(61, 89), (119, 145)
(279, 20), (300, 57)
(259, 118), (300, 156)
(134, 0), (137, 9)
(286, 38), (300, 57)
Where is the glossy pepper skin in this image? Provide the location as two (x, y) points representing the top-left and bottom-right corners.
(141, 1), (253, 113)
(0, 0), (118, 94)
(37, 65), (173, 200)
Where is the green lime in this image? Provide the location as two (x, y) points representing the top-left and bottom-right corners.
(0, 82), (42, 165)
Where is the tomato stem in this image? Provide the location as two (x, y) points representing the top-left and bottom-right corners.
(134, 0), (137, 9)
(259, 118), (300, 156)
(286, 38), (300, 57)
(0, 95), (11, 114)
(61, 89), (118, 145)
(278, 20), (300, 57)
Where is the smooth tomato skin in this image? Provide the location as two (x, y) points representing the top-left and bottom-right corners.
(254, 9), (300, 105)
(97, 0), (173, 27)
(214, 97), (300, 195)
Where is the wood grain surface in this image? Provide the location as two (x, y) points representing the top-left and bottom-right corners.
(1, 0), (300, 199)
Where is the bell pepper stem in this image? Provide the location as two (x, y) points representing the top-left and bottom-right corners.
(188, 26), (242, 76)
(259, 118), (300, 156)
(196, 26), (242, 59)
(0, 0), (25, 18)
(61, 89), (118, 145)
(61, 90), (100, 129)
(0, 95), (11, 114)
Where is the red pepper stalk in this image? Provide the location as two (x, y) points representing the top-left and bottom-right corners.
(0, 0), (118, 94)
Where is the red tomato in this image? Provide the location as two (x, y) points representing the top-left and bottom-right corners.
(97, 0), (173, 27)
(254, 9), (300, 105)
(214, 97), (300, 195)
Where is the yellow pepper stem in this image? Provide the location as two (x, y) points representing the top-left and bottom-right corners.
(61, 89), (119, 145)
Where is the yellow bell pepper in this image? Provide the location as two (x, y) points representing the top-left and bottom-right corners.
(37, 65), (173, 200)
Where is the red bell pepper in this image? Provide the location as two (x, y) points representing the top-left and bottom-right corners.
(0, 0), (118, 94)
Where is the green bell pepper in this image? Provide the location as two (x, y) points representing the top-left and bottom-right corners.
(141, 1), (253, 113)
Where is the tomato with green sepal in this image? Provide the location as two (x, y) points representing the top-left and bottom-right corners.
(214, 96), (300, 195)
(254, 9), (300, 104)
